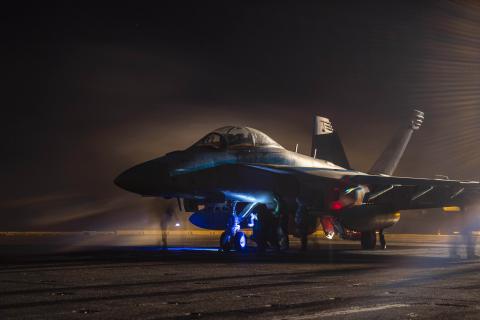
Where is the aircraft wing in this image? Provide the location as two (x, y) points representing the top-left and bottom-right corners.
(244, 164), (480, 210)
(176, 163), (479, 210)
(344, 174), (480, 210)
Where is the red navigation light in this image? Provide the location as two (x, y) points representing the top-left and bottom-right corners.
(330, 200), (343, 211)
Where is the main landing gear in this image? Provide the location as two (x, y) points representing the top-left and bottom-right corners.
(360, 229), (387, 250)
(379, 229), (386, 250)
(360, 231), (376, 249)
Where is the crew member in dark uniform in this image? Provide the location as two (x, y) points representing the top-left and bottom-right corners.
(149, 198), (178, 250)
(273, 195), (290, 251)
(450, 205), (479, 259)
(295, 197), (309, 251)
(253, 203), (279, 253)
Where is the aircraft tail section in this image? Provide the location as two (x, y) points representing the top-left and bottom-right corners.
(369, 109), (424, 176)
(311, 116), (351, 169)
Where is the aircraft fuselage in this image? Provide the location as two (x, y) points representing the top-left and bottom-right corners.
(115, 144), (347, 201)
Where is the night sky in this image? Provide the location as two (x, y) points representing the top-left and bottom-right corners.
(2, 1), (480, 231)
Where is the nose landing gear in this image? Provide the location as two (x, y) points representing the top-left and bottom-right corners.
(219, 231), (248, 252)
(219, 231), (232, 251)
(234, 231), (247, 251)
(219, 201), (256, 252)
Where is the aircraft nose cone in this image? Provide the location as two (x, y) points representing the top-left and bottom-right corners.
(114, 168), (137, 192)
(114, 158), (171, 195)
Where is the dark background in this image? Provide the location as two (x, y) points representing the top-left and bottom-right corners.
(1, 1), (479, 231)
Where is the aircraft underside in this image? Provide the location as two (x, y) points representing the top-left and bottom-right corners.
(186, 196), (400, 252)
(115, 112), (480, 253)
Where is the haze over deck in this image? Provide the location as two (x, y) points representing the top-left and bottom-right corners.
(2, 1), (480, 230)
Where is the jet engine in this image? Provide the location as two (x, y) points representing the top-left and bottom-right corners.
(329, 185), (370, 211)
(338, 205), (401, 232)
(324, 184), (400, 234)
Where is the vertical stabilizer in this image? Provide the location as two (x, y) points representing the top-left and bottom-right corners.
(369, 109), (424, 176)
(311, 116), (351, 169)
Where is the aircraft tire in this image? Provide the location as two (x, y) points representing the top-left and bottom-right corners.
(360, 231), (376, 250)
(220, 232), (231, 252)
(234, 231), (247, 252)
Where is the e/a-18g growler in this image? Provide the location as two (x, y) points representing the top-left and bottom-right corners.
(115, 110), (480, 251)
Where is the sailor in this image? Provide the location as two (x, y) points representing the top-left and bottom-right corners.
(450, 205), (479, 259)
(295, 197), (309, 251)
(253, 203), (279, 253)
(462, 206), (478, 259)
(273, 195), (290, 251)
(149, 198), (178, 250)
(253, 204), (268, 253)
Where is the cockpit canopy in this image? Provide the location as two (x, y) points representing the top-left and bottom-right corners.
(193, 126), (284, 150)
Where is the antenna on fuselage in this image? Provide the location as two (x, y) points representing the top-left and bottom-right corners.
(313, 148), (317, 159)
(295, 143), (299, 153)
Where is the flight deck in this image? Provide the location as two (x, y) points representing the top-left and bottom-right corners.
(1, 233), (480, 319)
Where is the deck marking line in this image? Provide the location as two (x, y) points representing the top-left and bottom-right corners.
(277, 303), (410, 319)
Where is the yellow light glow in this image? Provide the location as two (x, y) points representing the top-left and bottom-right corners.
(443, 206), (462, 212)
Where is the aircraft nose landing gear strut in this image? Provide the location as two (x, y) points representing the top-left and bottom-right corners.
(220, 201), (256, 252)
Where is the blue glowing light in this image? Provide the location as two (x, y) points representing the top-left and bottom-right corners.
(166, 247), (219, 252)
(136, 246), (220, 252)
(222, 191), (273, 204)
(238, 233), (246, 248)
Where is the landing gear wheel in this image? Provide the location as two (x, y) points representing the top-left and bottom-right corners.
(379, 230), (386, 250)
(220, 232), (231, 252)
(361, 231), (376, 250)
(234, 231), (247, 252)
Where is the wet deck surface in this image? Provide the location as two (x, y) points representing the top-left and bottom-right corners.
(1, 234), (480, 319)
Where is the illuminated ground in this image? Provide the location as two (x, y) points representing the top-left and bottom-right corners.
(1, 233), (480, 319)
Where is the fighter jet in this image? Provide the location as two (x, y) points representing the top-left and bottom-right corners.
(115, 110), (480, 251)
